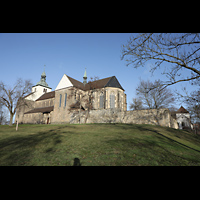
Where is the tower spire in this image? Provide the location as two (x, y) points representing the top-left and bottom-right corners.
(36, 65), (49, 87)
(83, 68), (87, 85)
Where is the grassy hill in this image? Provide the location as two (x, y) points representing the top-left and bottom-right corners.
(0, 123), (200, 166)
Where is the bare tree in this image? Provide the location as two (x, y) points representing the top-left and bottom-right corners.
(68, 88), (89, 124)
(121, 33), (200, 89)
(68, 76), (100, 124)
(0, 78), (32, 126)
(185, 89), (200, 123)
(136, 79), (175, 109)
(0, 102), (6, 125)
(129, 98), (143, 110)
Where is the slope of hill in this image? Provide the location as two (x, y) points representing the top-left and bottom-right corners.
(0, 123), (200, 166)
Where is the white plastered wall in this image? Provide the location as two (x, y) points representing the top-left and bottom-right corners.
(25, 85), (52, 101)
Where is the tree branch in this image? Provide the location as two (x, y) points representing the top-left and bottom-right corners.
(121, 33), (200, 87)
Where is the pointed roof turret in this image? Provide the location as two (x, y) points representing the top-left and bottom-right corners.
(35, 66), (51, 89)
(83, 68), (87, 85)
(41, 71), (46, 77)
(83, 68), (87, 78)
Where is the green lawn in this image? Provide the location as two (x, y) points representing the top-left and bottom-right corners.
(0, 123), (200, 166)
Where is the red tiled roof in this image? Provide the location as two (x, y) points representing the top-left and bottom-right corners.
(66, 75), (86, 90)
(36, 91), (55, 101)
(177, 106), (189, 113)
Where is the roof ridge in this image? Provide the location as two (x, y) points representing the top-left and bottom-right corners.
(66, 75), (83, 83)
(105, 76), (115, 85)
(88, 76), (112, 83)
(64, 74), (123, 91)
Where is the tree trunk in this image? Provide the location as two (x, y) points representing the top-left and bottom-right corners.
(9, 112), (14, 126)
(16, 120), (18, 131)
(84, 109), (89, 124)
(79, 103), (81, 124)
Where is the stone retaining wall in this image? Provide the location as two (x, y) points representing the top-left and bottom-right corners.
(69, 108), (179, 129)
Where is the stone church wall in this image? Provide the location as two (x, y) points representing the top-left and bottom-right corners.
(15, 100), (35, 124)
(52, 86), (127, 124)
(35, 98), (54, 108)
(52, 87), (75, 124)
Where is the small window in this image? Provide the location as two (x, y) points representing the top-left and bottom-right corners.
(59, 94), (62, 107)
(64, 93), (67, 107)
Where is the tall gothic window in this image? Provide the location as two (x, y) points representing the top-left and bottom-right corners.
(64, 93), (67, 107)
(99, 93), (104, 109)
(110, 93), (115, 108)
(117, 92), (120, 108)
(59, 94), (62, 107)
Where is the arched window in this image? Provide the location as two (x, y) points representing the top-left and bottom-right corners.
(163, 110), (168, 119)
(59, 94), (62, 107)
(74, 90), (76, 100)
(64, 93), (67, 107)
(99, 92), (104, 109)
(110, 92), (115, 108)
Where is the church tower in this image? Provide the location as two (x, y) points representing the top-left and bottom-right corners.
(35, 70), (50, 89)
(26, 67), (52, 101)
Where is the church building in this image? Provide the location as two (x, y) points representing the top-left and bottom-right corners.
(175, 106), (193, 129)
(171, 106), (193, 130)
(15, 69), (127, 124)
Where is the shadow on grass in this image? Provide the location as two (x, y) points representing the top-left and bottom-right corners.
(0, 125), (73, 166)
(104, 124), (200, 165)
(136, 126), (200, 153)
(114, 123), (200, 153)
(106, 137), (200, 165)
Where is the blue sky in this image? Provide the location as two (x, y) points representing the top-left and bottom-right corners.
(0, 33), (198, 110)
